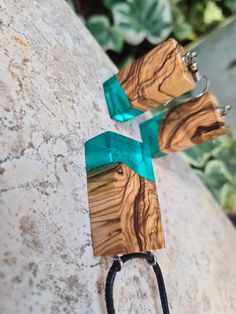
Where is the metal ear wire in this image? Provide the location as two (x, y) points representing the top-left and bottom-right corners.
(163, 74), (209, 107)
(180, 74), (209, 103)
(162, 51), (208, 107)
(216, 105), (231, 117)
(193, 75), (209, 99)
(162, 50), (209, 107)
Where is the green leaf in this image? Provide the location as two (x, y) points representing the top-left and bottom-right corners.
(205, 159), (233, 184)
(187, 2), (206, 33)
(173, 22), (196, 41)
(112, 0), (172, 45)
(183, 134), (236, 211)
(220, 183), (236, 210)
(195, 169), (222, 203)
(118, 54), (135, 69)
(212, 139), (236, 178)
(181, 140), (221, 169)
(172, 5), (196, 41)
(102, 0), (125, 9)
(86, 15), (124, 52)
(204, 1), (224, 25)
(224, 0), (236, 12)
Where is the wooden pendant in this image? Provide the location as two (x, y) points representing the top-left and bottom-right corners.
(116, 38), (196, 111)
(158, 92), (226, 153)
(87, 163), (165, 256)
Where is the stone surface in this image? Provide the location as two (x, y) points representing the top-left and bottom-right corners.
(0, 1), (236, 314)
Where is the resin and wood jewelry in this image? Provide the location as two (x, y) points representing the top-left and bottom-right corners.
(103, 38), (198, 122)
(140, 92), (228, 158)
(85, 131), (165, 256)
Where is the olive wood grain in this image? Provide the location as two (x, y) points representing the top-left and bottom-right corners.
(116, 38), (196, 111)
(87, 163), (165, 256)
(158, 92), (226, 153)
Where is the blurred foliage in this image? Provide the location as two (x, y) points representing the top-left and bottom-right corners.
(110, 0), (172, 45)
(224, 0), (236, 11)
(86, 15), (123, 52)
(182, 136), (236, 212)
(65, 0), (236, 66)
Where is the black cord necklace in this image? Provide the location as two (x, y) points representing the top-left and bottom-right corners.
(105, 252), (170, 314)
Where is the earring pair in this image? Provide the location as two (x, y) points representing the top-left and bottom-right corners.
(103, 37), (230, 156)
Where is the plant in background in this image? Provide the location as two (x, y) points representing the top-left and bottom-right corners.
(182, 136), (236, 212)
(187, 0), (224, 33)
(222, 0), (236, 13)
(67, 0), (236, 66)
(86, 15), (124, 52)
(171, 5), (196, 41)
(110, 0), (172, 45)
(86, 0), (172, 52)
(69, 0), (236, 67)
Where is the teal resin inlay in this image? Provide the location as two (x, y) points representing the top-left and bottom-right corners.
(85, 131), (155, 182)
(103, 75), (142, 122)
(140, 112), (166, 158)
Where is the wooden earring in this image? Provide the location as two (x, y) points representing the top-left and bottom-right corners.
(103, 38), (199, 122)
(140, 92), (230, 158)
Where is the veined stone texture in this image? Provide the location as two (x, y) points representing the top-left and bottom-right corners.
(0, 1), (236, 313)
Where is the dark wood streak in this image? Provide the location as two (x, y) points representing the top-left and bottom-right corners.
(133, 176), (145, 251)
(158, 92), (226, 153)
(118, 42), (165, 87)
(122, 44), (179, 102)
(162, 105), (214, 149)
(157, 45), (179, 99)
(192, 121), (225, 143)
(138, 45), (178, 102)
(87, 163), (165, 256)
(116, 38), (195, 111)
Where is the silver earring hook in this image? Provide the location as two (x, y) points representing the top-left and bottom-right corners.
(163, 74), (209, 107)
(161, 51), (208, 108)
(216, 105), (231, 117)
(192, 75), (209, 99)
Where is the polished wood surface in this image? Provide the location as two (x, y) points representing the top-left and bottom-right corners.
(116, 38), (196, 111)
(158, 92), (226, 153)
(87, 163), (165, 256)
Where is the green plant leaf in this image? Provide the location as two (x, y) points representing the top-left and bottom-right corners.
(204, 1), (224, 25)
(199, 159), (228, 203)
(172, 5), (196, 41)
(112, 0), (172, 45)
(220, 183), (236, 210)
(86, 15), (124, 52)
(205, 159), (233, 184)
(181, 140), (221, 169)
(187, 1), (206, 33)
(103, 0), (125, 9)
(183, 135), (236, 211)
(212, 139), (236, 178)
(118, 54), (135, 69)
(224, 0), (236, 12)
